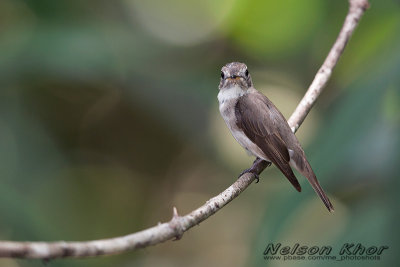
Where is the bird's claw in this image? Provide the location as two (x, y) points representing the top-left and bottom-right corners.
(238, 168), (260, 183)
(238, 168), (249, 178)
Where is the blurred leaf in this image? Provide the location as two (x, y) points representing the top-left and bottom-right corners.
(226, 0), (324, 59)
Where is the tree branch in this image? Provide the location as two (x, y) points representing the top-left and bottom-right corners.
(287, 0), (370, 132)
(0, 0), (369, 260)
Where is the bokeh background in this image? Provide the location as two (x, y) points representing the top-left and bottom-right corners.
(0, 0), (399, 266)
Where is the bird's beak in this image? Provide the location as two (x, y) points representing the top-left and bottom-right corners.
(226, 76), (242, 81)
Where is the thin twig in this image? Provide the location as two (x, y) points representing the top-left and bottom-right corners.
(288, 0), (370, 132)
(0, 0), (369, 259)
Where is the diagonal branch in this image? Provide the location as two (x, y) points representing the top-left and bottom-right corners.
(0, 0), (369, 260)
(288, 0), (370, 132)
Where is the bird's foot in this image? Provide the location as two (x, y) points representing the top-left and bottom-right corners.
(238, 158), (272, 183)
(238, 168), (260, 183)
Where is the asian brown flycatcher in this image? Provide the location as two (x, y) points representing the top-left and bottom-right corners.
(218, 62), (334, 212)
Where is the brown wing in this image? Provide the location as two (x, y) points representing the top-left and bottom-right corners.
(236, 92), (334, 212)
(235, 93), (301, 192)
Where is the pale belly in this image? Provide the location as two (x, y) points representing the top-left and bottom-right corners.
(218, 99), (269, 161)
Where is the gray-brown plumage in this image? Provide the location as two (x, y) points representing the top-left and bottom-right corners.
(218, 62), (334, 212)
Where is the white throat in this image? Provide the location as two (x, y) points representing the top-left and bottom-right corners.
(217, 85), (246, 104)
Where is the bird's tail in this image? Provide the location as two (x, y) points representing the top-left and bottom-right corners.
(291, 154), (334, 212)
(306, 171), (334, 212)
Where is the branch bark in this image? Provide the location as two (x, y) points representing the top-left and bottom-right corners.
(287, 0), (369, 132)
(0, 0), (369, 260)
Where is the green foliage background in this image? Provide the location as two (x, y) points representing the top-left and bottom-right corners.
(0, 0), (399, 266)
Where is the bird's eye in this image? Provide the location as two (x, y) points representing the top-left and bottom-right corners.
(221, 71), (225, 79)
(245, 69), (249, 77)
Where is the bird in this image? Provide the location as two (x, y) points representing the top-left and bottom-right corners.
(217, 62), (334, 212)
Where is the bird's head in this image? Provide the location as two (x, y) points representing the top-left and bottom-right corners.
(219, 62), (253, 90)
